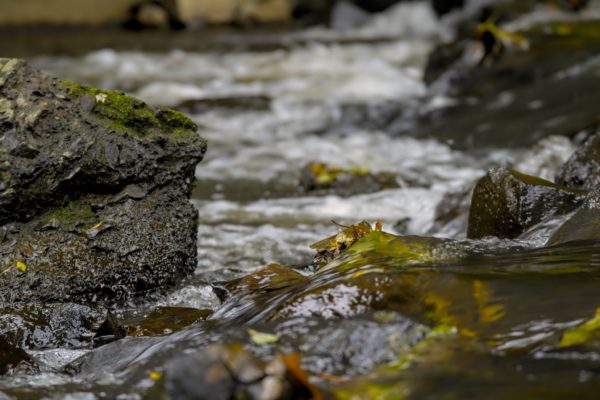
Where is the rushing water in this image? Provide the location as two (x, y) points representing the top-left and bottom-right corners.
(5, 1), (600, 398)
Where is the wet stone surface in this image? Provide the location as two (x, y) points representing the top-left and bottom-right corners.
(0, 58), (207, 304)
(4, 1), (600, 399)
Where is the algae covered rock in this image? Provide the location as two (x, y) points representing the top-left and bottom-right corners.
(467, 167), (584, 239)
(0, 58), (207, 303)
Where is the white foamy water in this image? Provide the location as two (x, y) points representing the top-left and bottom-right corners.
(31, 1), (525, 289)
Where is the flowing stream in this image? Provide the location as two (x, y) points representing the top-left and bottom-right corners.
(4, 1), (600, 398)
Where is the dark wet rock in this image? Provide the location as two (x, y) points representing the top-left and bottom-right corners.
(0, 339), (34, 375)
(161, 343), (264, 400)
(431, 0), (464, 16)
(263, 313), (429, 377)
(547, 187), (600, 246)
(214, 263), (306, 302)
(0, 303), (105, 350)
(93, 312), (126, 347)
(556, 131), (600, 190)
(121, 307), (211, 337)
(158, 343), (318, 400)
(300, 162), (399, 197)
(0, 58), (206, 303)
(467, 167), (585, 239)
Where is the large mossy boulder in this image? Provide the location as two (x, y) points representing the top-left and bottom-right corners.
(556, 131), (600, 190)
(467, 167), (584, 239)
(0, 58), (207, 303)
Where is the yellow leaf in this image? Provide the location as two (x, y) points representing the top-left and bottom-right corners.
(86, 221), (104, 232)
(558, 308), (600, 348)
(375, 219), (383, 232)
(16, 260), (26, 272)
(479, 304), (506, 323)
(247, 328), (279, 345)
(149, 371), (161, 381)
(476, 20), (530, 50)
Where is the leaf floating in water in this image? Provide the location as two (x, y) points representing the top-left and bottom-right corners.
(248, 328), (279, 345)
(16, 260), (26, 272)
(558, 308), (600, 348)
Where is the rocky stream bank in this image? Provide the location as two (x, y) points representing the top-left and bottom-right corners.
(2, 1), (600, 399)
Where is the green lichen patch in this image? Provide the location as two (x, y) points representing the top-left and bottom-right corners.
(320, 231), (459, 274)
(59, 81), (197, 140)
(42, 200), (96, 231)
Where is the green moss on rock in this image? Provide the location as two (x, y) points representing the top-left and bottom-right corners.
(59, 81), (197, 140)
(43, 200), (96, 230)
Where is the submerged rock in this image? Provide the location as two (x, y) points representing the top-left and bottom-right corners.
(467, 167), (584, 239)
(121, 307), (212, 337)
(0, 58), (207, 303)
(214, 263), (306, 302)
(156, 343), (318, 400)
(300, 162), (399, 197)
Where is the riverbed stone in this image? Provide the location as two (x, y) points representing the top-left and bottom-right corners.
(467, 167), (585, 239)
(0, 303), (106, 350)
(556, 131), (600, 190)
(547, 187), (600, 246)
(0, 58), (207, 303)
(0, 339), (34, 375)
(162, 343), (265, 400)
(300, 161), (399, 197)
